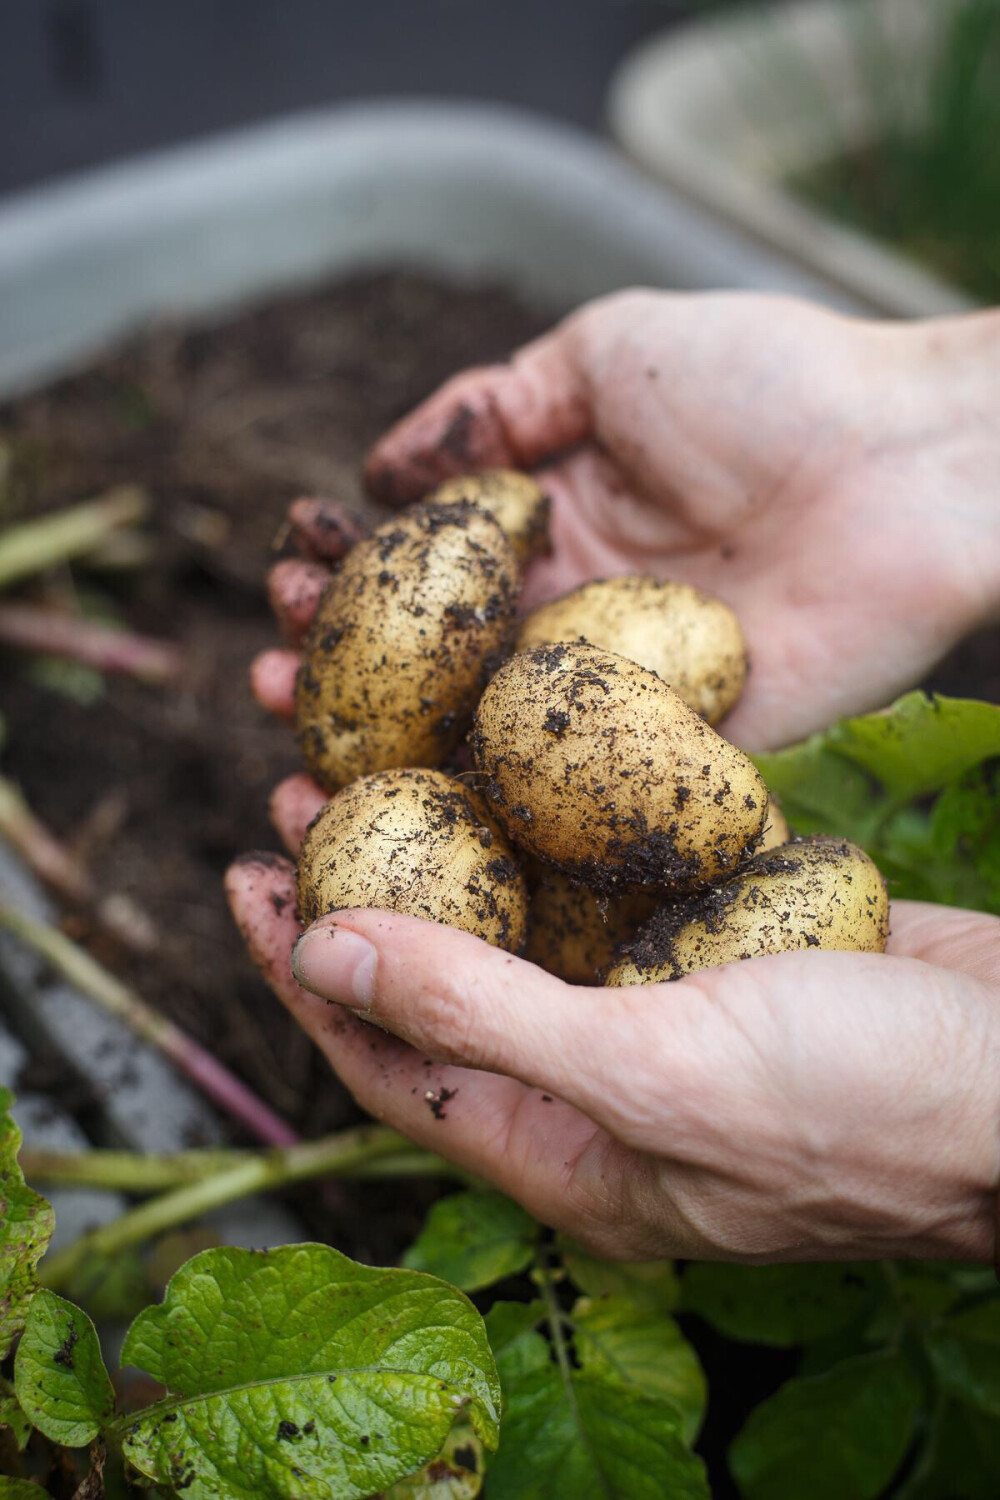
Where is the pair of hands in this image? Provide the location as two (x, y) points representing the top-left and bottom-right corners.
(227, 289), (1000, 1264)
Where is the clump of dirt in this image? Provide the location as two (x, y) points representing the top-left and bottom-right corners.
(0, 269), (547, 1249)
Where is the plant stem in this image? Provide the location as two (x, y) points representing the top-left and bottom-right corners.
(0, 904), (297, 1148)
(538, 1252), (576, 1396)
(0, 486), (148, 592)
(39, 1124), (450, 1290)
(0, 604), (181, 683)
(0, 774), (94, 904)
(20, 1142), (453, 1194)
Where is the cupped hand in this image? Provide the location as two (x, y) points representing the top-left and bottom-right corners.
(227, 802), (1000, 1263)
(257, 291), (1000, 749)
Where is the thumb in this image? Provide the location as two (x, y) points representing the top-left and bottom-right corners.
(887, 900), (1000, 984)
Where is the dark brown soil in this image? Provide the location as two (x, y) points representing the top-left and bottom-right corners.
(0, 270), (547, 1247)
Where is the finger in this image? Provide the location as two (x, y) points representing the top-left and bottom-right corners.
(250, 648), (299, 720)
(270, 773), (327, 855)
(287, 497), (371, 561)
(225, 855), (642, 1244)
(268, 559), (330, 644)
(291, 906), (651, 1128)
(364, 327), (590, 505)
(887, 899), (1000, 984)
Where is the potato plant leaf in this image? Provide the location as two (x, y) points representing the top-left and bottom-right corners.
(483, 1301), (549, 1386)
(729, 1349), (921, 1500)
(570, 1296), (706, 1443)
(0, 1482), (49, 1497)
(403, 1191), (537, 1293)
(382, 1422), (484, 1499)
(13, 1290), (113, 1447)
(0, 1089), (54, 1359)
(895, 1398), (1000, 1500)
(556, 1239), (679, 1313)
(680, 1261), (880, 1347)
(119, 1244), (500, 1500)
(485, 1365), (709, 1500)
(0, 1376), (31, 1451)
(926, 1300), (1000, 1417)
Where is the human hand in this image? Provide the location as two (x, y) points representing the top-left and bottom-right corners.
(227, 814), (1000, 1263)
(256, 290), (1000, 749)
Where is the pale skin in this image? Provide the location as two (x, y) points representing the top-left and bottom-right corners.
(227, 289), (1000, 1264)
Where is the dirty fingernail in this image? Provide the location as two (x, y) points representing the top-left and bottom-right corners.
(292, 926), (377, 1011)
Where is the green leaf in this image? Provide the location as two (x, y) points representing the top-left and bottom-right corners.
(557, 1239), (679, 1313)
(13, 1290), (113, 1447)
(0, 1089), (55, 1358)
(0, 1482), (49, 1497)
(120, 1243), (500, 1500)
(571, 1296), (706, 1443)
(486, 1367), (708, 1499)
(680, 1261), (880, 1346)
(403, 1191), (537, 1293)
(753, 737), (886, 842)
(0, 1376), (31, 1451)
(927, 1301), (1000, 1417)
(759, 693), (1000, 810)
(897, 1398), (1000, 1500)
(483, 1301), (549, 1385)
(729, 1350), (921, 1500)
(383, 1422), (484, 1498)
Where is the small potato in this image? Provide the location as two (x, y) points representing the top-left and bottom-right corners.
(516, 576), (747, 723)
(295, 500), (518, 791)
(759, 795), (791, 852)
(526, 866), (656, 985)
(471, 642), (767, 895)
(605, 836), (889, 985)
(297, 768), (528, 951)
(429, 469), (550, 566)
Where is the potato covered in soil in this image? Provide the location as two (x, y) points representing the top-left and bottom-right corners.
(526, 866), (656, 985)
(297, 768), (528, 951)
(295, 500), (518, 790)
(605, 837), (889, 985)
(516, 576), (747, 724)
(429, 469), (550, 566)
(471, 642), (767, 895)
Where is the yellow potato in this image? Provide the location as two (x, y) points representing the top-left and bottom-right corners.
(525, 865), (656, 985)
(605, 837), (889, 985)
(516, 576), (747, 723)
(429, 469), (550, 566)
(471, 642), (767, 895)
(297, 768), (528, 951)
(295, 500), (518, 791)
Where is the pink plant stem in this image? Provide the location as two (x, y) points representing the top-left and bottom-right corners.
(0, 776), (94, 905)
(0, 905), (298, 1147)
(0, 603), (183, 683)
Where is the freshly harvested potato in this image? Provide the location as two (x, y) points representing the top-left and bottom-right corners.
(471, 642), (767, 895)
(605, 837), (889, 985)
(516, 576), (747, 723)
(297, 768), (528, 951)
(526, 866), (656, 985)
(295, 500), (518, 791)
(429, 469), (550, 566)
(759, 795), (791, 852)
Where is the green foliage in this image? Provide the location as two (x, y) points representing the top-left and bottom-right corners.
(121, 1244), (500, 1499)
(681, 1261), (881, 1347)
(756, 692), (1000, 913)
(14, 1290), (113, 1447)
(0, 1482), (49, 1498)
(730, 1351), (921, 1500)
(0, 1376), (31, 1451)
(382, 1422), (484, 1498)
(571, 1295), (706, 1443)
(403, 1190), (538, 1292)
(0, 1089), (54, 1359)
(556, 1237), (680, 1312)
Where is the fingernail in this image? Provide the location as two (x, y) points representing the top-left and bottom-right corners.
(292, 926), (377, 1011)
